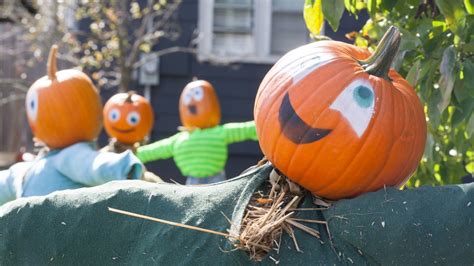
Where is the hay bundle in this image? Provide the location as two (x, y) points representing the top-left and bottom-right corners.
(232, 169), (329, 261)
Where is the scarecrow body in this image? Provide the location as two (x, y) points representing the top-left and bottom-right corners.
(0, 142), (143, 205)
(137, 79), (257, 184)
(137, 121), (257, 182)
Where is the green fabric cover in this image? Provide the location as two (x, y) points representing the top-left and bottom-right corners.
(137, 121), (257, 178)
(0, 163), (472, 265)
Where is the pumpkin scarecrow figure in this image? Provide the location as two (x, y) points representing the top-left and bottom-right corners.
(102, 91), (162, 183)
(0, 45), (144, 205)
(137, 79), (258, 185)
(102, 91), (154, 153)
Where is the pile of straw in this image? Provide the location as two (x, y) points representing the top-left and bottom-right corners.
(233, 169), (329, 261)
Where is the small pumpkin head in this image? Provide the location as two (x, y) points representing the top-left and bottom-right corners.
(25, 45), (102, 149)
(254, 26), (427, 200)
(179, 79), (221, 129)
(103, 91), (154, 144)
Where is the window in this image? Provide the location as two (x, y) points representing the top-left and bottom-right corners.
(198, 0), (317, 63)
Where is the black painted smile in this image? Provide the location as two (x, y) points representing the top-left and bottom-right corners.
(278, 92), (332, 144)
(112, 126), (135, 133)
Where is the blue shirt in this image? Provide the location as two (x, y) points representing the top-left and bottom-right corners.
(0, 142), (144, 205)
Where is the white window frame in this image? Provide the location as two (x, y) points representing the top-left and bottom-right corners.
(198, 0), (320, 64)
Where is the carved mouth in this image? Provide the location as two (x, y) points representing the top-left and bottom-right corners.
(188, 105), (197, 115)
(278, 92), (332, 144)
(112, 126), (135, 133)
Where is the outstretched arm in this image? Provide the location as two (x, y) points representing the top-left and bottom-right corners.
(53, 142), (144, 186)
(136, 134), (178, 163)
(0, 162), (35, 205)
(223, 121), (258, 144)
(0, 169), (15, 206)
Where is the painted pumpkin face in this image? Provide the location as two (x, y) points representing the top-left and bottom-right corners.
(25, 45), (102, 149)
(179, 80), (221, 129)
(254, 27), (427, 200)
(103, 91), (154, 144)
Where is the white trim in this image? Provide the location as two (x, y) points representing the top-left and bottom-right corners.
(197, 0), (214, 61)
(254, 0), (271, 59)
(197, 0), (313, 65)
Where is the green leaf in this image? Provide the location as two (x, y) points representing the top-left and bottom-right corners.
(406, 60), (421, 86)
(344, 0), (357, 13)
(321, 0), (345, 32)
(437, 45), (456, 112)
(367, 0), (377, 17)
(435, 0), (466, 35)
(468, 113), (474, 137)
(379, 0), (397, 11)
(452, 99), (474, 126)
(465, 0), (474, 14)
(304, 0), (324, 35)
(399, 29), (421, 51)
(462, 60), (474, 96)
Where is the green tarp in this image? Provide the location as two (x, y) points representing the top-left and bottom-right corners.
(0, 163), (472, 265)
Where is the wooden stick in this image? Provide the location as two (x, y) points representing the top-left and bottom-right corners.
(287, 207), (328, 211)
(108, 207), (229, 237)
(289, 218), (328, 224)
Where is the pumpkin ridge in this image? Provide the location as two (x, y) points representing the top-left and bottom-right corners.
(350, 78), (398, 192)
(283, 80), (353, 184)
(385, 83), (425, 188)
(313, 75), (387, 196)
(257, 74), (294, 161)
(356, 80), (399, 193)
(268, 61), (356, 177)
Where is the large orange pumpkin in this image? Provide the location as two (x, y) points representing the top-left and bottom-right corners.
(103, 91), (154, 144)
(25, 45), (102, 149)
(254, 26), (427, 200)
(179, 79), (221, 130)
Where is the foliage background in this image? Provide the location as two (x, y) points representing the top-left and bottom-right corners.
(304, 0), (474, 186)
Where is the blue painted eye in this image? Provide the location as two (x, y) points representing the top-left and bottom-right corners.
(26, 90), (39, 121)
(127, 111), (140, 126)
(108, 108), (120, 122)
(353, 86), (374, 108)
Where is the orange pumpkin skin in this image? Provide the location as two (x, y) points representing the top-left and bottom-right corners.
(103, 92), (154, 144)
(25, 45), (102, 149)
(254, 27), (427, 200)
(179, 80), (221, 129)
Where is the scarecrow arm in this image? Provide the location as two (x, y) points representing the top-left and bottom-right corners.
(0, 169), (15, 206)
(136, 135), (177, 163)
(53, 142), (144, 186)
(223, 121), (258, 144)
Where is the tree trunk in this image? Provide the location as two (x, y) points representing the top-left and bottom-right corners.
(119, 66), (131, 93)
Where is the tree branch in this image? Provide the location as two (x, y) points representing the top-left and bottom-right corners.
(125, 0), (182, 68)
(132, 46), (197, 69)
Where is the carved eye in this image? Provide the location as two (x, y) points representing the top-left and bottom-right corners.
(26, 90), (39, 121)
(127, 111), (140, 126)
(192, 87), (204, 101)
(108, 108), (120, 122)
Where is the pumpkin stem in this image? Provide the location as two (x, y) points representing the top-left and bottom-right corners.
(47, 45), (58, 80)
(125, 91), (136, 103)
(359, 26), (401, 80)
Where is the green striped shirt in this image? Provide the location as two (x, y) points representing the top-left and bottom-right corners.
(137, 121), (257, 178)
